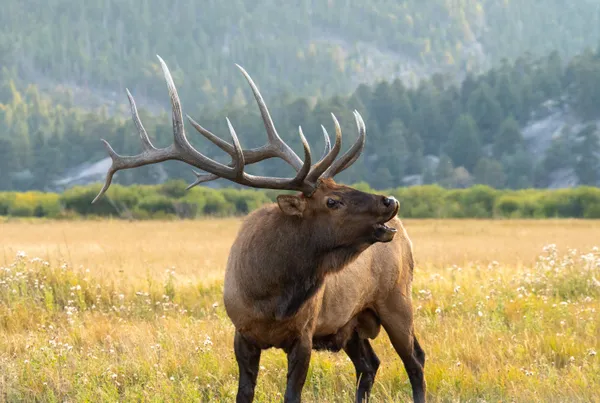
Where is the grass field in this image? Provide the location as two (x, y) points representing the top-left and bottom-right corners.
(1, 218), (599, 402)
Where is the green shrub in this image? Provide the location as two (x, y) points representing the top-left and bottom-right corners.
(575, 187), (600, 219)
(1, 183), (599, 219)
(220, 188), (272, 215)
(537, 190), (584, 218)
(584, 203), (600, 218)
(201, 190), (235, 216)
(392, 185), (445, 218)
(459, 185), (498, 217)
(495, 195), (522, 218)
(0, 193), (16, 215)
(60, 184), (139, 216)
(6, 192), (61, 218)
(138, 195), (176, 215)
(159, 180), (189, 199)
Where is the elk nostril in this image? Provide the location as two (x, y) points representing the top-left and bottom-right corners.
(382, 197), (392, 207)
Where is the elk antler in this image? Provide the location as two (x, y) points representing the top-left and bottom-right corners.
(92, 56), (366, 203)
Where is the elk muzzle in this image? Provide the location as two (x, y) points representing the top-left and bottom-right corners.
(372, 196), (399, 243)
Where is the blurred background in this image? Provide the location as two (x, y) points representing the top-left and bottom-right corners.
(0, 0), (599, 193)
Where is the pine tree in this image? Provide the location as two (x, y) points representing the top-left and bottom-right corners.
(568, 49), (600, 120)
(542, 128), (576, 178)
(435, 154), (454, 186)
(494, 116), (524, 158)
(0, 138), (15, 190)
(381, 119), (409, 184)
(474, 158), (506, 188)
(502, 149), (535, 189)
(413, 82), (445, 155)
(574, 124), (600, 185)
(467, 83), (504, 144)
(370, 81), (394, 134)
(445, 114), (481, 171)
(494, 73), (522, 122)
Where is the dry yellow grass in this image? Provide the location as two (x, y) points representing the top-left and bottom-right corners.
(1, 218), (599, 402)
(2, 218), (598, 281)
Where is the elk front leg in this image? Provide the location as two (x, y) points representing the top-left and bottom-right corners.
(344, 331), (380, 402)
(283, 335), (312, 403)
(234, 331), (262, 403)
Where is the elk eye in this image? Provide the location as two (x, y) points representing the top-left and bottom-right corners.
(326, 198), (338, 208)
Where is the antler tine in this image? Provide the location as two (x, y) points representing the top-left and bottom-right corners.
(320, 125), (332, 161)
(293, 126), (312, 185)
(186, 114), (233, 155)
(306, 113), (342, 183)
(126, 89), (155, 151)
(187, 113), (293, 166)
(226, 117), (246, 181)
(186, 171), (219, 190)
(91, 140), (128, 203)
(156, 56), (187, 150)
(92, 87), (180, 204)
(322, 111), (366, 178)
(235, 64), (303, 171)
(157, 56), (238, 176)
(226, 125), (313, 193)
(156, 55), (227, 170)
(185, 65), (310, 171)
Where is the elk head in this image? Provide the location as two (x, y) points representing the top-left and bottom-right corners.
(277, 179), (399, 247)
(92, 55), (399, 245)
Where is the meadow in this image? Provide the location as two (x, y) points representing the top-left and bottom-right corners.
(0, 218), (599, 402)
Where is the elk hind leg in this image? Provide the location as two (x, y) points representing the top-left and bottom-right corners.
(377, 290), (426, 403)
(344, 330), (380, 403)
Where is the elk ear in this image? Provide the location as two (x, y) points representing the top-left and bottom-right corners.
(277, 195), (306, 217)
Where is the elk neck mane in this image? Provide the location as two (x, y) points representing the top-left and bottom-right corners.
(231, 202), (372, 321)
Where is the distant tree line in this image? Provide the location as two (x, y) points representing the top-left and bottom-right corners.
(1, 180), (599, 219)
(1, 45), (599, 191)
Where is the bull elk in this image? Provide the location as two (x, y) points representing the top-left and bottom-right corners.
(93, 56), (426, 403)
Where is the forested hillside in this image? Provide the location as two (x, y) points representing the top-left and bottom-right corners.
(1, 1), (600, 191)
(2, 46), (600, 191)
(1, 0), (599, 110)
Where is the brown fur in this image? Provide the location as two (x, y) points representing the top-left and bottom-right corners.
(224, 179), (426, 402)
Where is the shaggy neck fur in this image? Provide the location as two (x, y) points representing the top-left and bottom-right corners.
(235, 206), (372, 321)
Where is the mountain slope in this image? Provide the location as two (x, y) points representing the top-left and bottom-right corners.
(2, 45), (600, 192)
(1, 0), (599, 111)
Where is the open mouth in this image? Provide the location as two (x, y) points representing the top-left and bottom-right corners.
(373, 222), (397, 240)
(372, 202), (399, 242)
